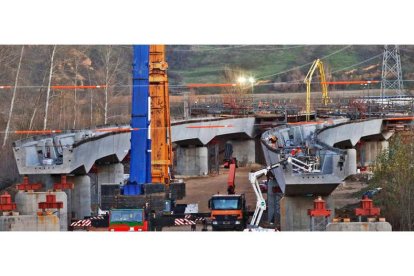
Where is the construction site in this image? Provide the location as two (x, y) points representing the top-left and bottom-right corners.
(0, 44), (413, 233)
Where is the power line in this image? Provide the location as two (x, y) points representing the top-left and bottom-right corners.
(331, 54), (383, 74)
(256, 45), (353, 80)
(169, 45), (307, 52)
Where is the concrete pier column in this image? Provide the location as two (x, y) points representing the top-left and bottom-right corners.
(345, 149), (357, 176)
(229, 139), (256, 166)
(96, 163), (125, 186)
(175, 145), (208, 176)
(380, 140), (389, 152)
(363, 141), (388, 167)
(279, 196), (334, 231)
(95, 163), (125, 207)
(68, 175), (91, 220)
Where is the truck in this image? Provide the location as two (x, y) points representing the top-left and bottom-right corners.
(208, 194), (247, 231)
(108, 209), (149, 232)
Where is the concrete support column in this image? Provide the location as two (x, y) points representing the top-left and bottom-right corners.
(345, 149), (357, 176)
(279, 196), (334, 231)
(95, 163), (125, 207)
(175, 145), (208, 176)
(363, 141), (388, 167)
(229, 139), (255, 167)
(380, 140), (389, 152)
(68, 175), (91, 220)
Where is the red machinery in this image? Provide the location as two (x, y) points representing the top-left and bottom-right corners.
(16, 176), (42, 191)
(53, 175), (74, 191)
(38, 194), (63, 211)
(308, 196), (331, 217)
(227, 163), (236, 195)
(354, 195), (380, 221)
(308, 196), (331, 231)
(108, 209), (149, 232)
(0, 192), (16, 212)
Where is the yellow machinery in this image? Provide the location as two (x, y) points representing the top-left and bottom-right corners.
(149, 45), (172, 185)
(304, 59), (329, 121)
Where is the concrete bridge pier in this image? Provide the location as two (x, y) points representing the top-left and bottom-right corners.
(94, 163), (125, 207)
(175, 145), (208, 176)
(67, 175), (91, 220)
(364, 141), (389, 166)
(361, 140), (389, 167)
(229, 139), (256, 166)
(279, 196), (335, 231)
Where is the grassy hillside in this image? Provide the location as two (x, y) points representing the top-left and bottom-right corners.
(166, 45), (414, 92)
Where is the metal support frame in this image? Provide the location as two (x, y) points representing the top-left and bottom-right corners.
(355, 195), (380, 222)
(381, 45), (404, 98)
(289, 156), (314, 173)
(308, 196), (331, 231)
(16, 176), (42, 191)
(124, 45), (151, 195)
(0, 192), (16, 211)
(53, 175), (74, 191)
(38, 194), (63, 210)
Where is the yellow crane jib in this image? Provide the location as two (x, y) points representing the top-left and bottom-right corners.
(303, 59), (329, 121)
(149, 45), (173, 185)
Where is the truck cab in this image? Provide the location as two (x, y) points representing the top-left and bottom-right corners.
(108, 209), (148, 232)
(208, 194), (247, 231)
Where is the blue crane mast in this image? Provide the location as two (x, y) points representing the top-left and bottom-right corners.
(122, 45), (151, 195)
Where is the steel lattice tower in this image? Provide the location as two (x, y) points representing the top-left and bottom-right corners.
(381, 45), (404, 96)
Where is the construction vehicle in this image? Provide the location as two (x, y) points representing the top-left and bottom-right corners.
(208, 194), (247, 231)
(227, 163), (236, 194)
(304, 59), (329, 121)
(108, 209), (149, 232)
(208, 162), (247, 231)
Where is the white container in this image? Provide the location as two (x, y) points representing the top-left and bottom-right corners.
(42, 159), (54, 165)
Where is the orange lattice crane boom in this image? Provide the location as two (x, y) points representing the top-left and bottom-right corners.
(149, 45), (172, 185)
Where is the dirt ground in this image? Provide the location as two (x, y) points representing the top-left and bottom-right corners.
(176, 164), (263, 213)
(177, 165), (368, 213)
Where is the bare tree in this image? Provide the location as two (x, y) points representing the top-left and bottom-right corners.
(73, 57), (80, 129)
(2, 46), (24, 147)
(43, 45), (56, 130)
(28, 71), (48, 132)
